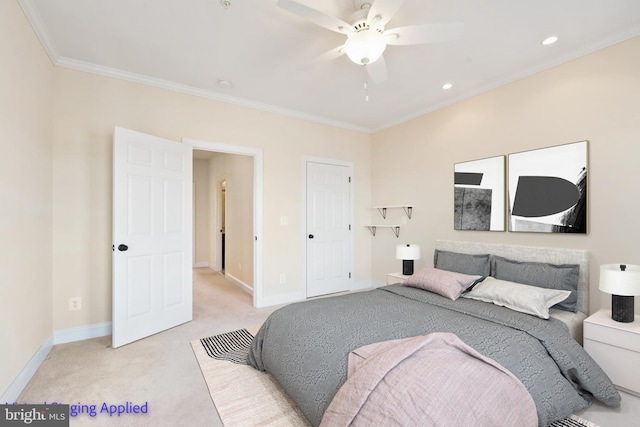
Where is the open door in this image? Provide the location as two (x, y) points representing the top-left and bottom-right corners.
(112, 127), (192, 348)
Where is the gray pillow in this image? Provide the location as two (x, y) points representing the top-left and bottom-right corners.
(433, 249), (490, 277)
(490, 255), (579, 312)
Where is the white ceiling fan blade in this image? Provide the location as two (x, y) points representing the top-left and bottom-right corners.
(277, 0), (353, 35)
(367, 0), (405, 30)
(366, 56), (388, 84)
(384, 23), (464, 45)
(310, 44), (346, 66)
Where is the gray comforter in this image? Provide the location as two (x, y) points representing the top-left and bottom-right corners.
(247, 285), (620, 427)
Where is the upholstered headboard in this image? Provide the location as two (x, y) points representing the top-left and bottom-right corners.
(435, 240), (589, 315)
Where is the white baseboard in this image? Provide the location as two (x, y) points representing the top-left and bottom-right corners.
(1, 335), (53, 403)
(224, 273), (253, 295)
(53, 322), (112, 345)
(351, 280), (378, 290)
(255, 280), (379, 308)
(2, 322), (113, 403)
(193, 261), (209, 268)
(257, 291), (306, 308)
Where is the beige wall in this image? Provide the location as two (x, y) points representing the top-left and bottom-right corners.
(371, 36), (640, 315)
(9, 0), (637, 397)
(193, 159), (210, 264)
(208, 153), (254, 287)
(0, 1), (54, 396)
(50, 67), (372, 329)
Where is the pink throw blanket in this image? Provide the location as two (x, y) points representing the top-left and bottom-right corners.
(320, 332), (538, 427)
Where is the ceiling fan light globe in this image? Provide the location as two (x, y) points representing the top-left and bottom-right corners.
(344, 29), (387, 65)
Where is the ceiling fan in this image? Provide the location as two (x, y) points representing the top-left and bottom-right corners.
(277, 0), (464, 83)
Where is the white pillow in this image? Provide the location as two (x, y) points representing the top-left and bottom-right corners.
(461, 276), (571, 319)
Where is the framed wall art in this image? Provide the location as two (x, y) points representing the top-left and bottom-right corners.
(508, 140), (588, 233)
(454, 155), (505, 231)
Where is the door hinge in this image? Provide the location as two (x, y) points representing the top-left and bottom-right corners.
(348, 224), (351, 231)
(348, 176), (351, 183)
(349, 272), (352, 279)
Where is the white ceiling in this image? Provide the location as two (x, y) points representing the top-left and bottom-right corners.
(20, 0), (640, 133)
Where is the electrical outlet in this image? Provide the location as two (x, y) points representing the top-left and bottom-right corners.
(279, 274), (286, 284)
(69, 297), (81, 311)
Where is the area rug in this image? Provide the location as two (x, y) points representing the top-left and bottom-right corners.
(192, 328), (600, 427)
(191, 326), (310, 427)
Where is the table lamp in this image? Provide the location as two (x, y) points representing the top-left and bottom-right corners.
(599, 264), (640, 323)
(396, 244), (421, 276)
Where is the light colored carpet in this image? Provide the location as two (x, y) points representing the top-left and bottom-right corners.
(191, 326), (310, 427)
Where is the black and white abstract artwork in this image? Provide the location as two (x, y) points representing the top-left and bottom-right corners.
(508, 141), (588, 233)
(454, 156), (505, 231)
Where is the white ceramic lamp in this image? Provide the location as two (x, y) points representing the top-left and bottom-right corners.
(396, 244), (421, 276)
(599, 264), (640, 323)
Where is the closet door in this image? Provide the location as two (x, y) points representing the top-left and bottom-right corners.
(306, 161), (353, 297)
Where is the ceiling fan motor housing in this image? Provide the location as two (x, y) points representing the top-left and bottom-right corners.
(345, 28), (387, 65)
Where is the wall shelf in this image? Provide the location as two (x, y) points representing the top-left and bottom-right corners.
(365, 225), (401, 238)
(372, 205), (413, 219)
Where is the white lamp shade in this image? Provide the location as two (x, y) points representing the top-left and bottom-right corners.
(344, 29), (387, 65)
(396, 244), (421, 261)
(599, 264), (640, 296)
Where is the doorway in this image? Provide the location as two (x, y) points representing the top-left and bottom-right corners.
(186, 139), (263, 308)
(219, 178), (226, 273)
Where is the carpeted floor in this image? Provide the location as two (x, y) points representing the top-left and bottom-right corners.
(17, 269), (280, 426)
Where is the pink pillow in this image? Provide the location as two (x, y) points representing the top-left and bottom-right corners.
(404, 267), (483, 300)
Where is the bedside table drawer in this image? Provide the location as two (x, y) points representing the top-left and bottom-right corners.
(584, 321), (640, 352)
(584, 338), (640, 395)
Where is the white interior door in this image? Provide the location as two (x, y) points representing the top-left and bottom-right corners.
(306, 161), (353, 297)
(112, 127), (192, 348)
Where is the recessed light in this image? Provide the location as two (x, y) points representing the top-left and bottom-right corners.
(542, 36), (558, 46)
(442, 83), (453, 90)
(218, 80), (233, 89)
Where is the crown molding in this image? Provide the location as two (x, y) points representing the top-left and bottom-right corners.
(18, 0), (59, 64)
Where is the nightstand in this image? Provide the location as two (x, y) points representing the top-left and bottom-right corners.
(583, 309), (640, 396)
(387, 272), (411, 285)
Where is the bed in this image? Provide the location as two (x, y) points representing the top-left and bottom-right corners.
(247, 241), (620, 427)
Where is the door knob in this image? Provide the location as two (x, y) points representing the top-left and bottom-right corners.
(118, 244), (129, 251)
(308, 234), (314, 239)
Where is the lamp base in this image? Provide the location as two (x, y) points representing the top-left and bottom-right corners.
(612, 295), (634, 323)
(402, 260), (414, 276)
